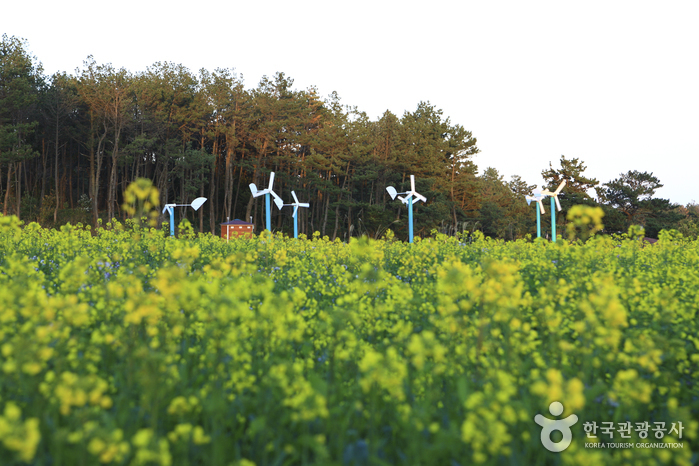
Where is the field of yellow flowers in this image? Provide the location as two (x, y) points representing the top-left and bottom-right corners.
(0, 213), (697, 465)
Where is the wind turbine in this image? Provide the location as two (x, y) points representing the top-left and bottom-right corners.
(283, 191), (310, 238)
(541, 180), (566, 242)
(525, 188), (546, 239)
(249, 172), (283, 232)
(162, 197), (207, 237)
(386, 175), (427, 243)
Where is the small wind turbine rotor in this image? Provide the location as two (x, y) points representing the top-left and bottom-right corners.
(250, 172), (280, 200)
(526, 188), (546, 214)
(525, 195), (545, 212)
(407, 175), (426, 205)
(286, 191), (310, 217)
(541, 180), (567, 212)
(391, 174), (427, 206)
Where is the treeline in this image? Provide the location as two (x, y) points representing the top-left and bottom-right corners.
(1, 34), (697, 240)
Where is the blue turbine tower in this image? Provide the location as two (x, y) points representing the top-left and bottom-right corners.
(283, 191), (310, 239)
(541, 180), (566, 242)
(249, 172), (283, 232)
(386, 175), (427, 243)
(525, 189), (546, 239)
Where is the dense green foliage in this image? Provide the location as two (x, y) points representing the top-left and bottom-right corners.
(1, 213), (697, 465)
(1, 34), (695, 241)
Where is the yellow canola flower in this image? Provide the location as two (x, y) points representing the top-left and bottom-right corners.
(358, 346), (408, 402)
(0, 402), (41, 463)
(2, 216), (699, 465)
(530, 370), (585, 411)
(610, 369), (653, 405)
(52, 372), (112, 415)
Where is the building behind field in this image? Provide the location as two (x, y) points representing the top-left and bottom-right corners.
(221, 219), (254, 239)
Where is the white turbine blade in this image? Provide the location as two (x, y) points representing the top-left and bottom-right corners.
(386, 186), (397, 200)
(410, 175), (416, 193)
(271, 191), (284, 210)
(162, 204), (173, 214)
(414, 193), (427, 203)
(190, 197), (207, 211)
(538, 200), (546, 215)
(555, 179), (567, 195)
(292, 205), (299, 218)
(299, 202), (310, 208)
(555, 195), (562, 212)
(291, 191), (299, 204)
(268, 172), (275, 190)
(396, 195), (408, 205)
(250, 184), (269, 198)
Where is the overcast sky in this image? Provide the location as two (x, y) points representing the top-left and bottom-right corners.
(3, 1), (698, 205)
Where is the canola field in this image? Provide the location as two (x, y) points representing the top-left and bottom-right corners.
(0, 214), (698, 465)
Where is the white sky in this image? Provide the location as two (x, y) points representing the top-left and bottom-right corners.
(3, 1), (698, 205)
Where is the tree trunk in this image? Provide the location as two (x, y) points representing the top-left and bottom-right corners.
(232, 165), (243, 222)
(199, 175), (204, 233)
(40, 139), (47, 211)
(107, 123), (121, 222)
(90, 117), (108, 227)
(4, 165), (13, 216)
(321, 188), (330, 237)
(332, 199), (340, 241)
(208, 158), (216, 234)
(54, 131), (61, 222)
(15, 162), (22, 219)
(67, 146), (73, 209)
